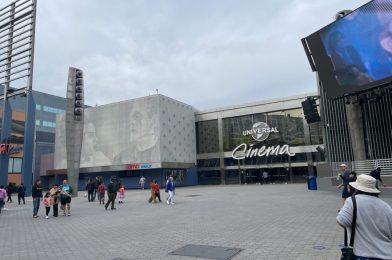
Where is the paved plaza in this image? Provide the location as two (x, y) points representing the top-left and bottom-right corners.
(1, 184), (391, 260)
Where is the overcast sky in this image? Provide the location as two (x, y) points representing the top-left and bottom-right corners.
(3, 0), (370, 109)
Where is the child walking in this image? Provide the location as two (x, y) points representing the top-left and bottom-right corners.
(118, 185), (125, 204)
(98, 182), (105, 205)
(43, 192), (51, 219)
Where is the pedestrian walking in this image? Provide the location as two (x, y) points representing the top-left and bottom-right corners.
(105, 178), (116, 210)
(6, 182), (13, 203)
(166, 176), (175, 205)
(17, 183), (26, 205)
(86, 179), (94, 202)
(337, 174), (392, 259)
(93, 177), (99, 202)
(32, 180), (43, 218)
(59, 179), (72, 216)
(118, 185), (125, 204)
(139, 176), (146, 190)
(49, 184), (61, 217)
(0, 185), (6, 214)
(98, 181), (105, 205)
(337, 164), (351, 205)
(148, 179), (157, 203)
(43, 192), (51, 219)
(154, 180), (161, 202)
(369, 167), (387, 189)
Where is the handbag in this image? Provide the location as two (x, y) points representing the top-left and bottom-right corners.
(340, 195), (357, 260)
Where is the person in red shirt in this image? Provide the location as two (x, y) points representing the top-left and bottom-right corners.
(148, 179), (157, 203)
(153, 180), (161, 202)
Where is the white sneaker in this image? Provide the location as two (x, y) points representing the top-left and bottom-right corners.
(166, 200), (170, 205)
(45, 216), (49, 219)
(170, 202), (175, 205)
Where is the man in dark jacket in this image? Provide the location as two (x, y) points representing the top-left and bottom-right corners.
(32, 180), (43, 218)
(17, 183), (26, 205)
(86, 179), (94, 202)
(370, 167), (386, 189)
(92, 177), (99, 202)
(6, 183), (13, 203)
(104, 178), (116, 210)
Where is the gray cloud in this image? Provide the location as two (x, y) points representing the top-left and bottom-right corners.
(15, 0), (370, 109)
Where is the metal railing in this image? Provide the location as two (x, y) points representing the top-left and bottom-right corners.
(330, 158), (392, 177)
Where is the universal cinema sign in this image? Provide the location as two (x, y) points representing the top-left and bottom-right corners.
(231, 122), (295, 160)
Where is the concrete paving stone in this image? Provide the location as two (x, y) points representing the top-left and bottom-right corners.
(0, 184), (391, 259)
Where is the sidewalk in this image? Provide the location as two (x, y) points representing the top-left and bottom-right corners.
(0, 184), (390, 260)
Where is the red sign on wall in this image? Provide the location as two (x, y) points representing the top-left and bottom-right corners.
(0, 144), (8, 154)
(127, 164), (139, 170)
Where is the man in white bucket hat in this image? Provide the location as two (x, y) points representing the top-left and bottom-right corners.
(337, 174), (392, 259)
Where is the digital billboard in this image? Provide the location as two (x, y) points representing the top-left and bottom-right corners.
(302, 0), (392, 98)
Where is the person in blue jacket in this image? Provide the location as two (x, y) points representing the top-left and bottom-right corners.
(166, 176), (175, 205)
(337, 164), (351, 205)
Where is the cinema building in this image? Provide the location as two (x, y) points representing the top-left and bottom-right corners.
(195, 93), (324, 185)
(47, 93), (324, 188)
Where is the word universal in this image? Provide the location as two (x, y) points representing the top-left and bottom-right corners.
(242, 127), (279, 136)
(232, 143), (295, 159)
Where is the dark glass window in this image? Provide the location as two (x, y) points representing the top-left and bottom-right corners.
(196, 120), (219, 154)
(197, 158), (220, 168)
(223, 109), (306, 152)
(223, 115), (253, 151)
(198, 170), (221, 185)
(309, 121), (323, 145)
(265, 109), (305, 146)
(312, 152), (325, 162)
(163, 169), (186, 186)
(224, 157), (239, 166)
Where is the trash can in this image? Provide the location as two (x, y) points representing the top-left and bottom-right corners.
(309, 176), (317, 190)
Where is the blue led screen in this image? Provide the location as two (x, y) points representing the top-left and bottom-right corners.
(303, 0), (392, 98)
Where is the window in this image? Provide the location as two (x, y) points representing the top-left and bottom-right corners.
(36, 104), (41, 110)
(8, 158), (22, 173)
(223, 115), (253, 151)
(42, 121), (56, 128)
(43, 106), (65, 114)
(35, 120), (40, 126)
(196, 120), (219, 154)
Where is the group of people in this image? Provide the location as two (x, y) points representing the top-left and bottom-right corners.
(337, 164), (387, 204)
(0, 183), (27, 214)
(336, 164), (392, 259)
(0, 183), (26, 204)
(88, 175), (175, 209)
(1, 175), (177, 216)
(85, 177), (104, 202)
(147, 176), (175, 205)
(32, 179), (73, 218)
